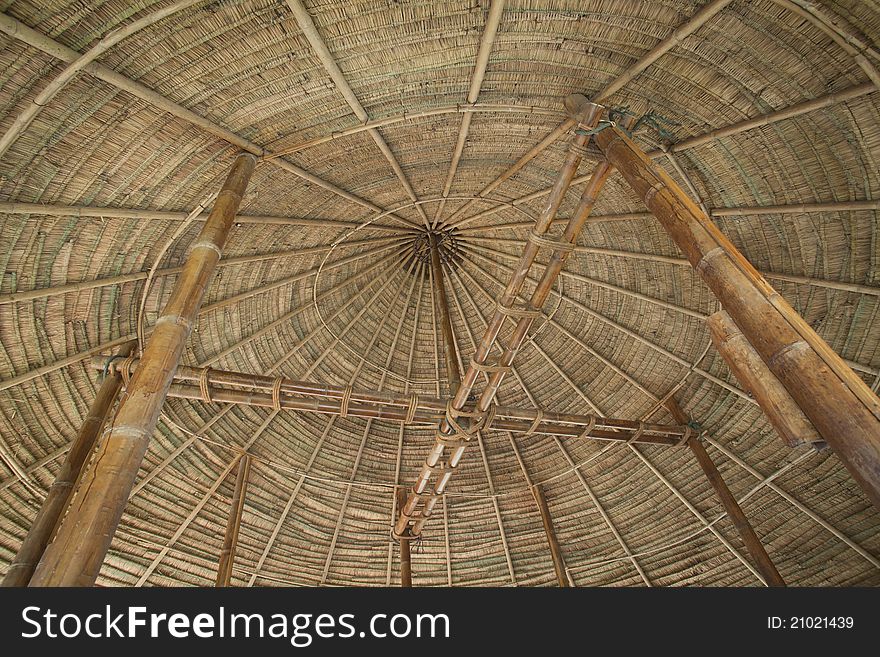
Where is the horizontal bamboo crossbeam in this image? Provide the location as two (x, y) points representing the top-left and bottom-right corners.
(0, 201), (412, 233)
(88, 357), (690, 446)
(459, 199), (880, 235)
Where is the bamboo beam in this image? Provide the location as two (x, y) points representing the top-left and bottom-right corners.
(0, 242), (403, 392)
(215, 454), (250, 587)
(90, 359), (690, 446)
(320, 266), (415, 585)
(707, 310), (824, 448)
(442, 0), (734, 230)
(532, 484), (568, 587)
(468, 235), (880, 301)
(0, 201), (411, 233)
(399, 97), (606, 537)
(2, 341), (135, 587)
(396, 487), (412, 588)
(666, 399), (786, 586)
(667, 83), (877, 153)
(0, 1), (202, 159)
(460, 199), (880, 235)
(596, 124), (880, 509)
(432, 0), (506, 226)
(0, 235), (406, 306)
(284, 0), (427, 228)
(386, 269), (424, 585)
(771, 0), (880, 88)
(704, 435), (880, 571)
(441, 121), (575, 228)
(29, 152), (256, 586)
(0, 13), (416, 229)
(430, 233), (462, 396)
(595, 0), (734, 101)
(135, 412), (276, 586)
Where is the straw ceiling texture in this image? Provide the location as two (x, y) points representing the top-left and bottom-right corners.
(0, 0), (879, 587)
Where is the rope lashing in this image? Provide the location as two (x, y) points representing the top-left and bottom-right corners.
(470, 355), (512, 375)
(677, 420), (703, 446)
(101, 354), (126, 380)
(120, 354), (137, 388)
(627, 421), (645, 444)
(271, 376), (283, 412)
(404, 392), (419, 424)
(524, 409), (544, 436)
(339, 385), (353, 418)
(495, 300), (542, 321)
(199, 367), (212, 404)
(574, 120), (616, 137)
(577, 416), (597, 440)
(676, 426), (693, 446)
(527, 229), (577, 253)
(568, 141), (591, 158)
(438, 400), (497, 445)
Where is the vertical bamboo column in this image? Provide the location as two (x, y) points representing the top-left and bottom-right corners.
(707, 310), (823, 448)
(215, 453), (251, 587)
(595, 125), (880, 510)
(2, 341), (136, 587)
(396, 487), (412, 588)
(531, 484), (568, 587)
(667, 399), (786, 587)
(30, 152), (257, 586)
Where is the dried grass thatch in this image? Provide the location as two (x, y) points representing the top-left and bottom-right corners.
(0, 0), (879, 586)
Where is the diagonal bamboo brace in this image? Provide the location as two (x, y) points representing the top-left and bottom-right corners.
(396, 95), (609, 538)
(594, 124), (880, 510)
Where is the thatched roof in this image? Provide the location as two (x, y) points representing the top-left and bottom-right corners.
(1, 0), (879, 586)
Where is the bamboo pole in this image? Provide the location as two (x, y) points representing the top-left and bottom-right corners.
(215, 454), (251, 587)
(284, 0), (427, 228)
(2, 341), (136, 587)
(666, 399), (787, 587)
(399, 97), (606, 537)
(0, 13), (417, 230)
(707, 310), (824, 448)
(89, 357), (690, 445)
(396, 487), (412, 588)
(432, 0), (506, 226)
(0, 201), (411, 232)
(531, 484), (568, 587)
(596, 124), (880, 510)
(594, 0), (734, 101)
(29, 152), (257, 586)
(430, 233), (462, 396)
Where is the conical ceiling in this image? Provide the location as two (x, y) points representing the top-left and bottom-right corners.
(1, 0), (879, 586)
